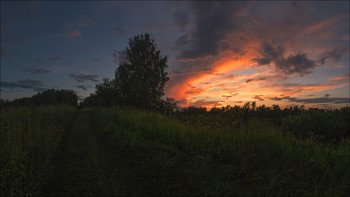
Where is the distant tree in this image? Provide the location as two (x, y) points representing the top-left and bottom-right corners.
(1, 89), (78, 107)
(89, 33), (175, 111)
(114, 33), (169, 109)
(95, 78), (117, 106)
(251, 101), (256, 111)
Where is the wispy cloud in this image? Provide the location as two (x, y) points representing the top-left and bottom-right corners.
(38, 56), (63, 64)
(90, 58), (99, 63)
(1, 47), (21, 59)
(253, 95), (264, 101)
(70, 74), (99, 82)
(270, 96), (349, 104)
(55, 10), (92, 39)
(113, 27), (125, 35)
(76, 85), (89, 90)
(24, 68), (51, 74)
(68, 30), (81, 38)
(1, 79), (48, 92)
(319, 47), (347, 65)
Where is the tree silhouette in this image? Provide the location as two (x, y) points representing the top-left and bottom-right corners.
(114, 33), (169, 109)
(90, 33), (174, 111)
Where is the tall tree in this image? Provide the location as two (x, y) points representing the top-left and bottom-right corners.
(114, 33), (169, 109)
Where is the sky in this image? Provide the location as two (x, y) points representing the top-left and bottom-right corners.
(1, 1), (349, 109)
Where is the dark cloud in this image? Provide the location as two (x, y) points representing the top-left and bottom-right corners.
(190, 99), (223, 107)
(76, 85), (88, 90)
(172, 9), (191, 30)
(24, 68), (51, 74)
(185, 88), (203, 95)
(113, 27), (125, 35)
(1, 79), (47, 92)
(270, 96), (349, 104)
(246, 77), (267, 83)
(18, 79), (44, 87)
(246, 79), (253, 83)
(253, 95), (264, 101)
(1, 47), (21, 59)
(68, 30), (81, 38)
(252, 43), (318, 76)
(70, 74), (99, 82)
(175, 1), (249, 59)
(319, 47), (347, 65)
(38, 56), (63, 64)
(90, 58), (99, 63)
(325, 94), (330, 98)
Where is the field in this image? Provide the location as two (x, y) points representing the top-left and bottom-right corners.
(1, 106), (350, 196)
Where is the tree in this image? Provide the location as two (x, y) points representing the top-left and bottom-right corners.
(113, 33), (169, 109)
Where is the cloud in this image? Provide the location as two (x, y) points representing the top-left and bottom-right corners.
(24, 68), (51, 74)
(253, 95), (264, 101)
(1, 47), (20, 59)
(55, 10), (91, 39)
(70, 74), (99, 82)
(329, 74), (349, 82)
(68, 30), (81, 38)
(113, 27), (125, 35)
(172, 9), (191, 30)
(1, 79), (48, 92)
(252, 43), (318, 76)
(319, 47), (347, 65)
(190, 99), (223, 107)
(270, 96), (349, 104)
(76, 85), (88, 90)
(166, 2), (349, 108)
(175, 1), (249, 59)
(38, 56), (63, 64)
(90, 58), (99, 63)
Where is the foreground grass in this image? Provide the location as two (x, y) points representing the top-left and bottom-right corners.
(1, 106), (349, 196)
(90, 107), (350, 196)
(0, 106), (76, 196)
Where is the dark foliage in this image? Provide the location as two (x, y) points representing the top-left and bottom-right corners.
(80, 33), (176, 113)
(0, 89), (78, 107)
(175, 103), (350, 144)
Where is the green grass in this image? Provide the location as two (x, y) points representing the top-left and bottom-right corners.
(0, 106), (76, 196)
(1, 106), (349, 196)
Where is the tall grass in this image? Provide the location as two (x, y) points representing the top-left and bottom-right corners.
(93, 107), (350, 196)
(0, 106), (76, 196)
(1, 106), (349, 196)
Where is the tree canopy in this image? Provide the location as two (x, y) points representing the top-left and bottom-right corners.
(83, 33), (175, 112)
(1, 89), (78, 107)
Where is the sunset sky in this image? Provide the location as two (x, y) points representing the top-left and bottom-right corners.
(1, 1), (349, 108)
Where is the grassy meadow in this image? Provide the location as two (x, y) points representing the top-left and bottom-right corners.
(1, 106), (349, 196)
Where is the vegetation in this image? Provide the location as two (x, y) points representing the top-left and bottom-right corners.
(175, 103), (350, 144)
(1, 105), (349, 196)
(0, 106), (76, 196)
(0, 89), (78, 108)
(82, 33), (174, 112)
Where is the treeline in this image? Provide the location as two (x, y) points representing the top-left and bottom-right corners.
(0, 89), (78, 107)
(175, 102), (350, 143)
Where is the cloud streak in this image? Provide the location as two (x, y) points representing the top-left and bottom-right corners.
(270, 96), (349, 104)
(1, 79), (48, 92)
(70, 74), (99, 82)
(24, 68), (51, 74)
(38, 56), (63, 64)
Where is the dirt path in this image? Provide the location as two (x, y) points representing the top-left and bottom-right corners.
(40, 109), (158, 196)
(41, 110), (117, 196)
